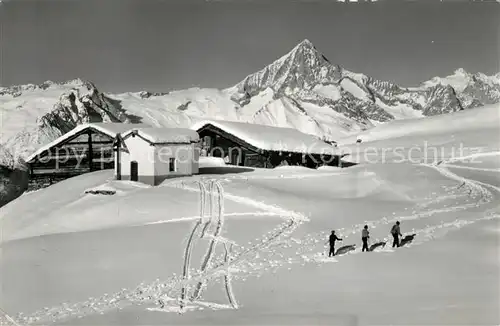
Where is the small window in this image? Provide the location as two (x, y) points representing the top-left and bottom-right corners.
(169, 158), (176, 172)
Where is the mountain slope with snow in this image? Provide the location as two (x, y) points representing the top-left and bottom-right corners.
(1, 39), (498, 162)
(421, 68), (500, 108)
(225, 39), (499, 129)
(339, 103), (500, 146)
(0, 79), (137, 160)
(0, 79), (142, 206)
(0, 40), (498, 199)
(1, 102), (499, 325)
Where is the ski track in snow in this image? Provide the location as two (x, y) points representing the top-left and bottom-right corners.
(141, 211), (285, 226)
(4, 156), (500, 326)
(165, 180), (309, 222)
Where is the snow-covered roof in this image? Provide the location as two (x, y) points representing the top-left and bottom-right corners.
(191, 120), (340, 155)
(25, 122), (151, 162)
(122, 127), (200, 144)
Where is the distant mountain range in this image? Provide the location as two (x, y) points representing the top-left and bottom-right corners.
(1, 39), (499, 166)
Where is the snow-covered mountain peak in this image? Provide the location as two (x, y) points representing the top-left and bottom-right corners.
(296, 38), (313, 47)
(1, 39), (499, 172)
(1, 39), (499, 208)
(284, 38), (315, 56)
(279, 38), (323, 62)
(453, 67), (469, 76)
(0, 78), (97, 98)
(223, 39), (499, 136)
(419, 68), (500, 108)
(227, 39), (342, 102)
(423, 68), (478, 91)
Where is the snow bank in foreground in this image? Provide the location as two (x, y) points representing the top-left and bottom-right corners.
(1, 118), (499, 325)
(2, 158), (499, 325)
(0, 163), (428, 242)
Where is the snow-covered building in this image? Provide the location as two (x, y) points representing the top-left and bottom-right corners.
(191, 120), (343, 168)
(114, 127), (200, 185)
(25, 122), (151, 188)
(25, 123), (200, 189)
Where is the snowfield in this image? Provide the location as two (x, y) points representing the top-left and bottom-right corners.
(340, 103), (499, 144)
(1, 40), (499, 209)
(1, 106), (499, 326)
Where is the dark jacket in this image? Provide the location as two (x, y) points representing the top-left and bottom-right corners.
(391, 224), (402, 236)
(329, 234), (342, 245)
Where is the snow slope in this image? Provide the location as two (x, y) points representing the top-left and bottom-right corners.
(0, 39), (499, 210)
(1, 102), (499, 325)
(2, 39), (498, 164)
(0, 79), (134, 160)
(422, 68), (500, 108)
(374, 97), (424, 119)
(340, 78), (370, 101)
(339, 103), (500, 145)
(338, 104), (500, 167)
(0, 79), (140, 207)
(312, 84), (342, 101)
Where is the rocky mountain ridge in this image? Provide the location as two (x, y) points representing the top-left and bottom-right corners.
(1, 39), (498, 164)
(226, 39), (499, 126)
(0, 39), (499, 207)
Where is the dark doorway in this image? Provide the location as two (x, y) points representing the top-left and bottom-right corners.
(230, 150), (240, 166)
(130, 161), (138, 181)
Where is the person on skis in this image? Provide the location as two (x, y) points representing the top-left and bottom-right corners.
(361, 225), (370, 252)
(328, 230), (343, 257)
(391, 221), (402, 248)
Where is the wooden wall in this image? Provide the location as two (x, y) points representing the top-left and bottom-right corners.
(198, 127), (269, 168)
(27, 128), (115, 190)
(197, 125), (342, 169)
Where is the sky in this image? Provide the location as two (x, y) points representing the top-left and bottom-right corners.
(0, 0), (499, 93)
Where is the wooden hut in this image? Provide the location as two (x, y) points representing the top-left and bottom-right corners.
(25, 122), (150, 189)
(191, 120), (343, 169)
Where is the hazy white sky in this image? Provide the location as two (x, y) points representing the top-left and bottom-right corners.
(1, 0), (499, 93)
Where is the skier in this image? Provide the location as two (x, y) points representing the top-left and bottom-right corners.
(328, 230), (343, 257)
(391, 221), (402, 248)
(361, 225), (370, 252)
